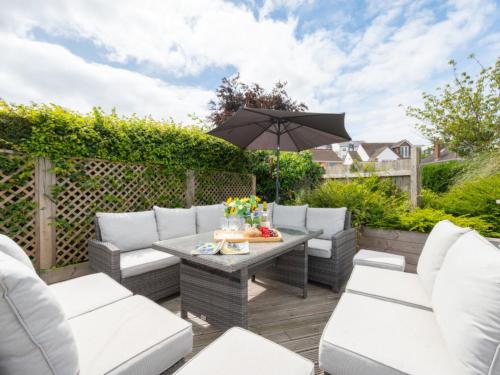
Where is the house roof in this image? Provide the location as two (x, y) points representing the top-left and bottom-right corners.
(421, 148), (460, 164)
(360, 143), (394, 157)
(391, 139), (412, 148)
(347, 151), (362, 161)
(311, 149), (342, 162)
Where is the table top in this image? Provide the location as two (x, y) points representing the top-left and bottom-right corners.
(153, 228), (322, 273)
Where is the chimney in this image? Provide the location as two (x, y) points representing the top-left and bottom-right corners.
(434, 142), (441, 161)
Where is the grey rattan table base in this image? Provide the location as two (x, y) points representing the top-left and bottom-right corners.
(179, 242), (308, 330)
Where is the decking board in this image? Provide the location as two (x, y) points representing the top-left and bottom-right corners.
(159, 276), (339, 374)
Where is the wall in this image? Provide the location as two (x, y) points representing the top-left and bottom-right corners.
(375, 147), (399, 161)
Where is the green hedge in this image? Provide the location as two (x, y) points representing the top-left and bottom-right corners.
(0, 101), (249, 172)
(421, 161), (465, 193)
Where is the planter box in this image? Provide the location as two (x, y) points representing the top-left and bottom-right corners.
(360, 227), (500, 273)
(39, 261), (92, 285)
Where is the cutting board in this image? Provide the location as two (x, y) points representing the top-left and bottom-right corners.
(213, 229), (283, 243)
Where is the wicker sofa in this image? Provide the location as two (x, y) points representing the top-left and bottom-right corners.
(319, 221), (500, 375)
(89, 204), (224, 300)
(0, 234), (193, 375)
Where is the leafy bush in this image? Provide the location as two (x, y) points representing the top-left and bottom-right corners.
(248, 150), (323, 202)
(421, 161), (465, 193)
(296, 177), (409, 229)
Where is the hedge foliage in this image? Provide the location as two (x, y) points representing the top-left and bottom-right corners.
(421, 161), (465, 193)
(297, 172), (499, 238)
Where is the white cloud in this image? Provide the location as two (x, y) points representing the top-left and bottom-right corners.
(0, 0), (497, 144)
(0, 32), (213, 122)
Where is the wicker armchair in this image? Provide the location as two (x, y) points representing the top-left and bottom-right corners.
(308, 211), (357, 292)
(88, 218), (180, 301)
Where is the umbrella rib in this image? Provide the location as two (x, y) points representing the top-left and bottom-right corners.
(286, 126), (303, 151)
(241, 123), (273, 149)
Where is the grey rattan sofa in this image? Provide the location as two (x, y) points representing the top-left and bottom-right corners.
(89, 205), (224, 300)
(261, 204), (357, 292)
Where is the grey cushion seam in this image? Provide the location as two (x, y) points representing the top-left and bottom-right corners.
(355, 260), (404, 268)
(0, 279), (58, 374)
(104, 324), (192, 374)
(65, 294), (132, 320)
(345, 289), (433, 311)
(322, 340), (408, 375)
(489, 344), (500, 375)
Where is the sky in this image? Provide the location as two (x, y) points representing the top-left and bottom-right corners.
(0, 0), (499, 145)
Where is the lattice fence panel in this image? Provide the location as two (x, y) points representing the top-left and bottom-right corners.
(0, 152), (37, 264)
(194, 171), (254, 205)
(54, 159), (186, 266)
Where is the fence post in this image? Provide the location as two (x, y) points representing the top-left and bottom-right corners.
(410, 146), (421, 208)
(251, 174), (256, 195)
(185, 170), (196, 207)
(35, 157), (57, 269)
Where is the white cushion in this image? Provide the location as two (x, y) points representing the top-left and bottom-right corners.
(319, 293), (457, 375)
(417, 220), (470, 295)
(120, 248), (180, 278)
(0, 234), (35, 272)
(195, 204), (224, 233)
(353, 249), (405, 271)
(0, 252), (79, 375)
(306, 207), (346, 240)
(70, 295), (192, 375)
(175, 327), (313, 375)
(346, 265), (432, 310)
(154, 206), (196, 240)
(432, 231), (500, 375)
(273, 204), (308, 229)
(308, 238), (332, 258)
(96, 210), (159, 252)
(49, 273), (132, 319)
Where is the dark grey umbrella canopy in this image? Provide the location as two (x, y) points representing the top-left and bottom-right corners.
(209, 107), (350, 151)
(208, 107), (351, 202)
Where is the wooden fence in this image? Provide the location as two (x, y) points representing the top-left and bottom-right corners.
(323, 147), (421, 206)
(0, 151), (255, 269)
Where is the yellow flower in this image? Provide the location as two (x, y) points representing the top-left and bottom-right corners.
(251, 205), (256, 212)
(241, 197), (249, 202)
(226, 197), (232, 204)
(230, 207), (236, 215)
(256, 196), (261, 202)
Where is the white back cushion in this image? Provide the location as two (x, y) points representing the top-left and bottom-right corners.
(417, 220), (470, 295)
(0, 252), (79, 374)
(432, 231), (500, 375)
(97, 210), (159, 251)
(306, 207), (347, 239)
(195, 204), (224, 233)
(154, 206), (196, 240)
(273, 204), (308, 229)
(0, 234), (35, 272)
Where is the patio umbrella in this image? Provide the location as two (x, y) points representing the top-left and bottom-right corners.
(208, 107), (351, 202)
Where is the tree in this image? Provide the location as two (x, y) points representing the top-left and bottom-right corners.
(405, 55), (499, 157)
(208, 74), (308, 127)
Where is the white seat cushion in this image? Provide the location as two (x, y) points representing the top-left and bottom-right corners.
(308, 238), (332, 258)
(0, 252), (79, 375)
(306, 207), (346, 240)
(346, 265), (432, 310)
(97, 210), (160, 252)
(273, 204), (308, 229)
(0, 234), (35, 272)
(416, 219), (470, 295)
(433, 231), (500, 375)
(353, 249), (405, 271)
(154, 206), (196, 240)
(49, 273), (132, 319)
(175, 327), (313, 375)
(70, 295), (192, 375)
(195, 204), (224, 233)
(319, 293), (457, 375)
(120, 248), (180, 278)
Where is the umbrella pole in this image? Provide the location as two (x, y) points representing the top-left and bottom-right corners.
(275, 123), (281, 203)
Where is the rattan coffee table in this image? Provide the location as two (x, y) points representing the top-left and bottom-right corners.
(153, 228), (321, 330)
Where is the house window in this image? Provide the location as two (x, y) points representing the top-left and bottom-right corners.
(400, 146), (410, 158)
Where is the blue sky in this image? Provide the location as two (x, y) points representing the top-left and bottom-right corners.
(1, 0), (499, 144)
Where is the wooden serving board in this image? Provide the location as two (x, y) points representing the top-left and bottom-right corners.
(213, 230), (283, 243)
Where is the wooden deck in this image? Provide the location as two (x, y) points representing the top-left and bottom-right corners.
(160, 276), (340, 374)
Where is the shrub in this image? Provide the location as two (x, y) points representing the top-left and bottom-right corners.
(421, 161), (465, 193)
(296, 177), (409, 229)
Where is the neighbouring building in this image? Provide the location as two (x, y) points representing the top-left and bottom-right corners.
(421, 143), (461, 164)
(310, 148), (343, 169)
(332, 140), (414, 165)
